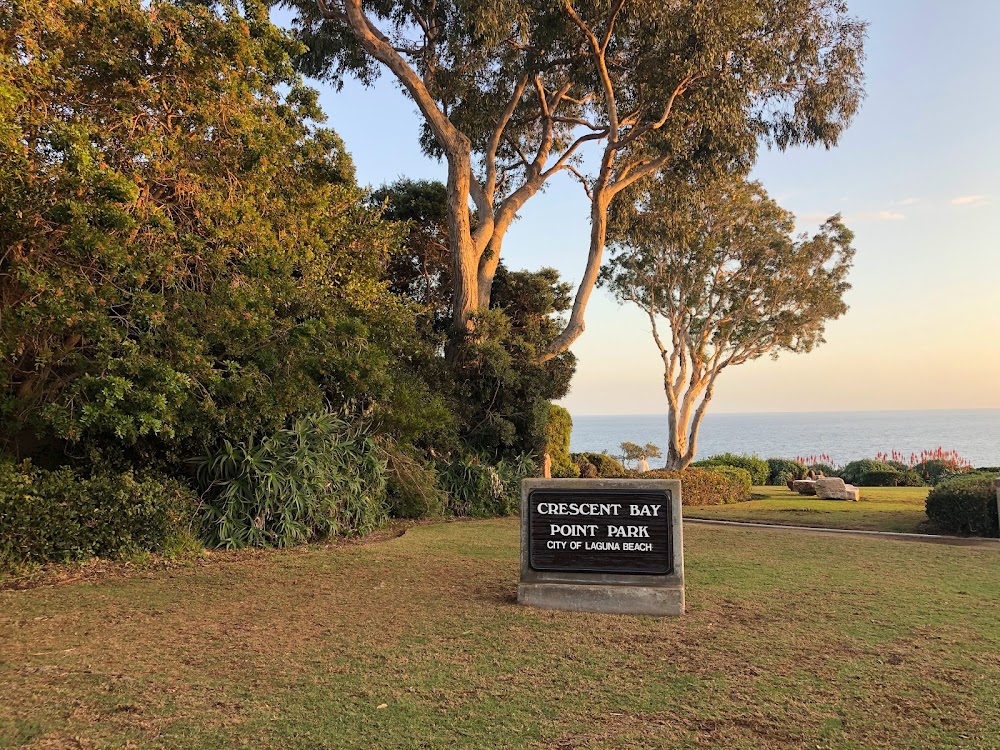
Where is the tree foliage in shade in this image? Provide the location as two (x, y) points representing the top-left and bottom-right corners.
(602, 176), (855, 469)
(285, 0), (866, 358)
(367, 179), (577, 461)
(370, 179), (453, 332)
(0, 0), (449, 467)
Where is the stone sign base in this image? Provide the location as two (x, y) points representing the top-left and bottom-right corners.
(518, 478), (684, 617)
(518, 580), (684, 617)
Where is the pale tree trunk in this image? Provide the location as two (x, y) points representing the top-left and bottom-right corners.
(447, 152), (480, 333)
(663, 370), (719, 470)
(541, 190), (611, 360)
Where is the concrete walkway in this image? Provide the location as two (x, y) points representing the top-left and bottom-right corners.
(684, 517), (1000, 549)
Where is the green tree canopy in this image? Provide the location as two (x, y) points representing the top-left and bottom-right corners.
(286, 0), (866, 357)
(602, 175), (855, 469)
(0, 0), (449, 466)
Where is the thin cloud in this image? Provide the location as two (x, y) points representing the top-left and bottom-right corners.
(851, 210), (905, 221)
(895, 197), (919, 206)
(950, 195), (987, 206)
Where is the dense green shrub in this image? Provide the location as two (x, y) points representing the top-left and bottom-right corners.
(448, 268), (576, 460)
(710, 466), (754, 495)
(860, 470), (903, 487)
(572, 452), (627, 478)
(766, 458), (808, 485)
(841, 460), (895, 485)
(196, 412), (389, 549)
(545, 405), (579, 477)
(383, 445), (447, 519)
(0, 0), (452, 472)
(438, 454), (534, 517)
(693, 454), (769, 485)
(913, 460), (968, 485)
(640, 468), (751, 506)
(925, 474), (999, 537)
(0, 462), (197, 568)
(895, 471), (927, 487)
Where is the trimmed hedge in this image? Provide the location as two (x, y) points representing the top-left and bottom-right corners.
(545, 404), (580, 478)
(710, 465), (754, 495)
(766, 458), (808, 485)
(925, 473), (999, 537)
(860, 470), (903, 487)
(0, 462), (198, 569)
(841, 459), (895, 485)
(692, 453), (769, 485)
(640, 467), (751, 506)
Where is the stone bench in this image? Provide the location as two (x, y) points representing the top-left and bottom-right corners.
(815, 477), (859, 502)
(791, 479), (817, 495)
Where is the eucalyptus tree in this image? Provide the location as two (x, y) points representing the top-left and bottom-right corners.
(601, 177), (855, 469)
(289, 0), (866, 358)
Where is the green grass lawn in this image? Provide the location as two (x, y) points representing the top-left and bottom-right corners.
(685, 485), (933, 533)
(3, 518), (1000, 749)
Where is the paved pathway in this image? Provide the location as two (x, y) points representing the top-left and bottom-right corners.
(684, 518), (1000, 549)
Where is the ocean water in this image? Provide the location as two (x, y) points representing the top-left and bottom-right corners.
(569, 409), (1000, 468)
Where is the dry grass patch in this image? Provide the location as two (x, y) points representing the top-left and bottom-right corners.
(2, 518), (999, 749)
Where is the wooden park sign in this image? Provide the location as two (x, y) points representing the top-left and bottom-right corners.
(518, 478), (684, 616)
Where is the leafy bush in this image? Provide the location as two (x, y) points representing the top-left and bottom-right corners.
(383, 444), (447, 519)
(572, 452), (627, 478)
(196, 412), (389, 549)
(925, 474), (999, 537)
(913, 460), (969, 485)
(766, 458), (808, 485)
(438, 454), (535, 517)
(860, 470), (903, 487)
(710, 466), (753, 495)
(545, 405), (579, 477)
(693, 454), (769, 485)
(0, 462), (197, 569)
(895, 471), (927, 487)
(841, 459), (895, 485)
(0, 0), (452, 474)
(640, 468), (751, 506)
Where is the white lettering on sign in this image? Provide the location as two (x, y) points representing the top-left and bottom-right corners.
(622, 542), (653, 552)
(536, 502), (622, 516)
(585, 541), (620, 551)
(630, 504), (660, 516)
(607, 525), (650, 538)
(549, 524), (599, 537)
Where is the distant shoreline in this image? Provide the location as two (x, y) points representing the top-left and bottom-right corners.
(569, 409), (1000, 467)
(568, 406), (1000, 418)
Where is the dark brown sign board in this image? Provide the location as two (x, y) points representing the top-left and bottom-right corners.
(527, 488), (672, 575)
(519, 478), (684, 617)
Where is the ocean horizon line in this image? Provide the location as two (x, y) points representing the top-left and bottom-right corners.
(569, 406), (1000, 418)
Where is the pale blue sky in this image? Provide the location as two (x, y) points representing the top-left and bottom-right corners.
(283, 0), (1000, 415)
